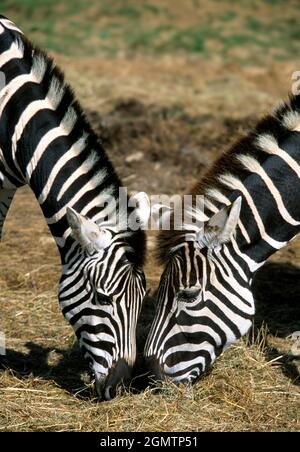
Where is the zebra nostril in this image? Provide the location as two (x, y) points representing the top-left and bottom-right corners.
(103, 359), (132, 400)
(145, 356), (164, 382)
(104, 385), (115, 401)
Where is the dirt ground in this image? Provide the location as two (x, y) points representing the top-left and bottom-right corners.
(0, 54), (299, 431)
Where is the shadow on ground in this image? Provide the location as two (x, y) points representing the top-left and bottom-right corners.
(0, 342), (92, 399)
(1, 262), (299, 398)
(252, 261), (300, 386)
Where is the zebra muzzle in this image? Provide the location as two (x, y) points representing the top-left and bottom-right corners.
(94, 359), (132, 401)
(144, 356), (164, 383)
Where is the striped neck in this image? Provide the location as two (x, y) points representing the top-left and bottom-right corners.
(156, 96), (300, 273)
(0, 19), (124, 262)
(213, 132), (300, 269)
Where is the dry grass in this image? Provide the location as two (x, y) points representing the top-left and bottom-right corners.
(0, 320), (299, 431)
(57, 54), (293, 118)
(0, 48), (300, 431)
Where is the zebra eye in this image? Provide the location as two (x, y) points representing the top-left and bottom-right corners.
(177, 287), (201, 302)
(95, 291), (112, 305)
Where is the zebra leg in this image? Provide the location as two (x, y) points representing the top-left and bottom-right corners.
(0, 188), (16, 362)
(0, 188), (16, 241)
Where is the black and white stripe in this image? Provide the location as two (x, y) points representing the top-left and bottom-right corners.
(0, 16), (146, 399)
(144, 93), (300, 383)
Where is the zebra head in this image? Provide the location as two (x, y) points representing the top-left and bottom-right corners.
(58, 193), (149, 400)
(145, 196), (255, 385)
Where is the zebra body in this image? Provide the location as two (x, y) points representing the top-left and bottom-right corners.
(0, 16), (148, 399)
(145, 95), (300, 383)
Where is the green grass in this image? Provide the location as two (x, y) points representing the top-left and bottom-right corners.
(143, 3), (162, 15)
(125, 26), (165, 50)
(116, 5), (141, 19)
(166, 28), (208, 53)
(245, 16), (263, 32)
(263, 0), (285, 5)
(1, 0), (300, 62)
(219, 11), (238, 22)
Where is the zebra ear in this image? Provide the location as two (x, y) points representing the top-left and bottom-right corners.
(66, 207), (112, 253)
(197, 196), (242, 248)
(129, 192), (151, 229)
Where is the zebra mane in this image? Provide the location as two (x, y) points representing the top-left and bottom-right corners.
(3, 18), (146, 267)
(156, 93), (300, 264)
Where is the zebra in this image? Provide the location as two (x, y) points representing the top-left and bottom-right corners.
(144, 91), (300, 384)
(0, 16), (150, 400)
